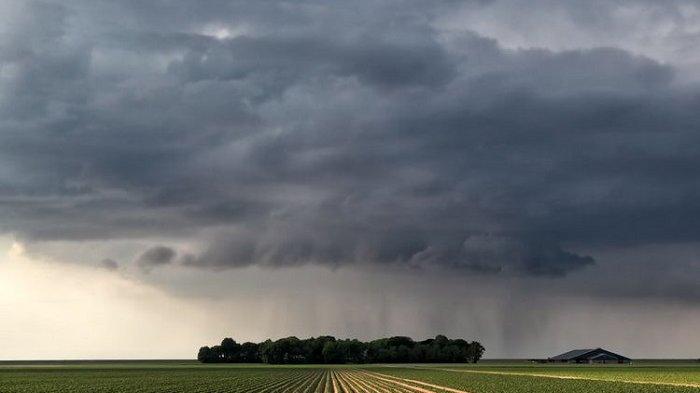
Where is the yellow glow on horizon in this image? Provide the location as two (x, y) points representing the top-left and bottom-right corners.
(8, 240), (25, 258)
(0, 238), (215, 360)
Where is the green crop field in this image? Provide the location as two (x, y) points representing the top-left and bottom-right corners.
(1, 361), (699, 392)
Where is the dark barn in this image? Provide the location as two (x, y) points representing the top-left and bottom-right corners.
(547, 348), (631, 364)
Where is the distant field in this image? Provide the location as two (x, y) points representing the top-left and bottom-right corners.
(1, 361), (699, 392)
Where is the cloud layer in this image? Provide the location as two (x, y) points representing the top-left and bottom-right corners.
(2, 1), (700, 279)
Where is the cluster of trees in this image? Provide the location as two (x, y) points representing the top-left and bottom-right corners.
(198, 335), (484, 364)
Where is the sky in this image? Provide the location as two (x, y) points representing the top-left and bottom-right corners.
(1, 0), (700, 359)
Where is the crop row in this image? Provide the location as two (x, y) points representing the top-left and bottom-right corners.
(376, 367), (700, 393)
(314, 370), (461, 393)
(429, 364), (700, 386)
(4, 365), (699, 392)
(0, 368), (317, 393)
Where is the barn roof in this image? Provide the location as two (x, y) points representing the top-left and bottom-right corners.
(549, 348), (630, 361)
(549, 349), (596, 360)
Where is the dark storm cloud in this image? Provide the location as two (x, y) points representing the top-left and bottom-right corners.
(2, 0), (700, 281)
(136, 246), (176, 271)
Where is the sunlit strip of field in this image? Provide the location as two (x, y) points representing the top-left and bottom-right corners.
(414, 362), (700, 387)
(376, 366), (700, 393)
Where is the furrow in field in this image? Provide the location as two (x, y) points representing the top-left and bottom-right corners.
(353, 371), (420, 392)
(331, 370), (341, 393)
(337, 370), (358, 393)
(426, 367), (700, 389)
(319, 370), (333, 393)
(364, 371), (472, 393)
(319, 370), (332, 393)
(344, 373), (420, 393)
(294, 370), (317, 393)
(253, 370), (307, 393)
(284, 371), (319, 393)
(335, 370), (358, 393)
(344, 370), (382, 393)
(332, 371), (436, 393)
(307, 370), (328, 393)
(281, 371), (310, 393)
(339, 371), (376, 393)
(272, 371), (309, 389)
(258, 370), (310, 393)
(343, 370), (395, 393)
(336, 371), (361, 393)
(359, 371), (425, 393)
(242, 374), (286, 393)
(381, 377), (440, 393)
(304, 370), (326, 393)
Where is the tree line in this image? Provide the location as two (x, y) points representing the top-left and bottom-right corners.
(197, 335), (485, 364)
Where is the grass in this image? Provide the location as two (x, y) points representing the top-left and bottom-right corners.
(422, 361), (700, 386)
(0, 361), (699, 392)
(377, 364), (700, 393)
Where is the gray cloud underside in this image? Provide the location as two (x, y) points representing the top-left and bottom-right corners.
(136, 245), (176, 271)
(1, 1), (700, 277)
